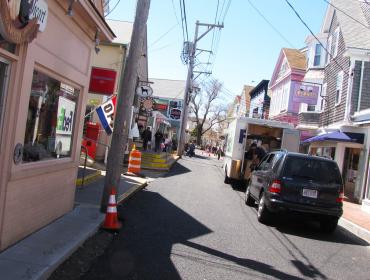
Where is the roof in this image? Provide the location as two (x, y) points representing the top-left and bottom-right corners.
(106, 20), (133, 45)
(249, 80), (269, 97)
(150, 78), (186, 100)
(243, 85), (254, 98)
(321, 0), (370, 50)
(282, 48), (307, 71)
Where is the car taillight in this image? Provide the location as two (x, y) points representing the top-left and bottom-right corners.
(269, 180), (282, 193)
(336, 191), (344, 203)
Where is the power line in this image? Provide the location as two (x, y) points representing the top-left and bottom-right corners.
(284, 0), (349, 76)
(179, 0), (186, 43)
(104, 0), (121, 17)
(323, 0), (370, 30)
(149, 23), (179, 47)
(171, 0), (181, 25)
(247, 0), (295, 48)
(182, 0), (189, 42)
(222, 0), (232, 22)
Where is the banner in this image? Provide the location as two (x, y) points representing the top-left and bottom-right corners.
(96, 95), (117, 134)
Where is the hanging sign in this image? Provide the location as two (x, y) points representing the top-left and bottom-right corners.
(169, 108), (182, 120)
(136, 84), (153, 97)
(0, 0), (44, 44)
(96, 95), (117, 134)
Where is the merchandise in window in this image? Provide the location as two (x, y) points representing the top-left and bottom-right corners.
(23, 70), (79, 162)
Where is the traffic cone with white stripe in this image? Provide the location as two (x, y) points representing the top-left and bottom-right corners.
(102, 187), (121, 231)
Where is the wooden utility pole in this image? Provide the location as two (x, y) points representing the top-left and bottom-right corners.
(100, 0), (151, 212)
(177, 21), (223, 156)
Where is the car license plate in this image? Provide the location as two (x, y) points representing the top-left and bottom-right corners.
(302, 189), (318, 199)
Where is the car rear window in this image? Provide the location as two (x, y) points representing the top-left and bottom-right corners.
(282, 156), (342, 184)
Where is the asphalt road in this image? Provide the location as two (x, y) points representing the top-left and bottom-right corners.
(82, 153), (370, 280)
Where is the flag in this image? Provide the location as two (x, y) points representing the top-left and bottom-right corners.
(96, 95), (117, 134)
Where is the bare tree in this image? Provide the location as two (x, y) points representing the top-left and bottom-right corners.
(190, 79), (227, 145)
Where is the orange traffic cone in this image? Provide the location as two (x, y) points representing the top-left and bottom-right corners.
(102, 187), (121, 231)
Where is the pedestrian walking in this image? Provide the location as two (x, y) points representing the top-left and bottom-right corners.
(141, 127), (152, 151)
(217, 146), (222, 160)
(154, 129), (164, 153)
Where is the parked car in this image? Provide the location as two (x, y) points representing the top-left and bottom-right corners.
(245, 150), (344, 232)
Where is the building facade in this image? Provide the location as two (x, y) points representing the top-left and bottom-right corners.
(249, 80), (270, 119)
(306, 0), (370, 210)
(0, 0), (114, 250)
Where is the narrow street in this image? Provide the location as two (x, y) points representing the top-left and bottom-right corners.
(82, 154), (370, 280)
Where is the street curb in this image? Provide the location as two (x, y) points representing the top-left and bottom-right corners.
(338, 217), (370, 244)
(76, 171), (102, 186)
(117, 180), (148, 204)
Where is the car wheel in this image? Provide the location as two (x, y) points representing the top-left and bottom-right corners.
(320, 217), (338, 233)
(245, 183), (255, 206)
(257, 193), (271, 224)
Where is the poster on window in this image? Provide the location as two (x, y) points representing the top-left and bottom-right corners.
(55, 97), (76, 154)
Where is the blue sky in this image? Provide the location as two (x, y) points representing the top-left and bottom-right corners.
(107, 0), (328, 101)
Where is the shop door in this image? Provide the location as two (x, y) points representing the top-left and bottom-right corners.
(343, 148), (361, 201)
(0, 58), (10, 151)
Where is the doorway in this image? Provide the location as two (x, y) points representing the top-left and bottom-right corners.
(343, 148), (361, 202)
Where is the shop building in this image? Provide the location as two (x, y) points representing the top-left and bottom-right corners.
(304, 0), (370, 210)
(0, 0), (114, 250)
(248, 80), (270, 119)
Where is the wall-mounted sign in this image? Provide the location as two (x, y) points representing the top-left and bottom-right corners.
(29, 0), (48, 32)
(89, 67), (117, 95)
(0, 0), (44, 44)
(141, 97), (154, 111)
(136, 84), (153, 97)
(169, 108), (182, 120)
(292, 83), (319, 105)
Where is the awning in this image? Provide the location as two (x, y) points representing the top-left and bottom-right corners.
(302, 131), (354, 143)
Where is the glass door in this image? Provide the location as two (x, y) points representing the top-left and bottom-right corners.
(0, 57), (10, 148)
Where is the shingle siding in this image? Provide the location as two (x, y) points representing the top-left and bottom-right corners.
(320, 12), (350, 126)
(360, 61), (370, 111)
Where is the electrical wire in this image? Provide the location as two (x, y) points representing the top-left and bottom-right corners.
(149, 23), (179, 48)
(104, 0), (121, 17)
(323, 0), (370, 30)
(221, 0), (232, 22)
(182, 0), (189, 42)
(179, 0), (186, 43)
(284, 0), (349, 76)
(247, 0), (295, 48)
(171, 0), (181, 25)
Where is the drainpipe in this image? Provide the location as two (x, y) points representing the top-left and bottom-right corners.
(344, 58), (355, 125)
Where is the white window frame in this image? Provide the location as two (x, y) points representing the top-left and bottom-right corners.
(333, 27), (340, 58)
(326, 36), (332, 65)
(335, 71), (343, 106)
(313, 44), (322, 67)
(320, 83), (327, 111)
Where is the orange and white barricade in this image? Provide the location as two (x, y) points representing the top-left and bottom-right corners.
(128, 145), (141, 174)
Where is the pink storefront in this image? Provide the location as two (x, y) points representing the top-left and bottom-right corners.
(0, 0), (114, 250)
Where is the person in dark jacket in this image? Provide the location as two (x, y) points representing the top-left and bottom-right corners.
(142, 127), (152, 151)
(154, 130), (164, 152)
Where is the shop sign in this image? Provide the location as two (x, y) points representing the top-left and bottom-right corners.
(56, 97), (76, 154)
(292, 83), (319, 105)
(153, 98), (168, 111)
(89, 67), (117, 95)
(141, 96), (154, 111)
(136, 84), (153, 97)
(169, 108), (181, 120)
(0, 0), (46, 44)
(29, 0), (48, 32)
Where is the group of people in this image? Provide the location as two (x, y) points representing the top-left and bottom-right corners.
(205, 144), (223, 160)
(141, 127), (175, 153)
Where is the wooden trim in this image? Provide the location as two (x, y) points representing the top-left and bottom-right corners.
(0, 48), (19, 62)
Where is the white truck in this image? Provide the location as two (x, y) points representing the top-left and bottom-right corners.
(223, 117), (300, 184)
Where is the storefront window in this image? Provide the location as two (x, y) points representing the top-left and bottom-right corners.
(23, 71), (79, 162)
(0, 59), (9, 143)
(0, 35), (16, 54)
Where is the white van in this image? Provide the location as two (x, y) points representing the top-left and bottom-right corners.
(223, 117), (300, 184)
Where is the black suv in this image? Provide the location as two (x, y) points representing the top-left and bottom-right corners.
(245, 150), (344, 232)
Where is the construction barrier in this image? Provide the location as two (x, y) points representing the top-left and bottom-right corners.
(102, 187), (121, 231)
(128, 145), (141, 174)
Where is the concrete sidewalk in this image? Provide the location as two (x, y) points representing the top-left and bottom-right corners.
(339, 200), (370, 244)
(0, 172), (147, 280)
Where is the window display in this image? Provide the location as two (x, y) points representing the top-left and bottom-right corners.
(23, 70), (79, 162)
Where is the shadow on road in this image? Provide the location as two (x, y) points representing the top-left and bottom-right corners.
(163, 162), (191, 178)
